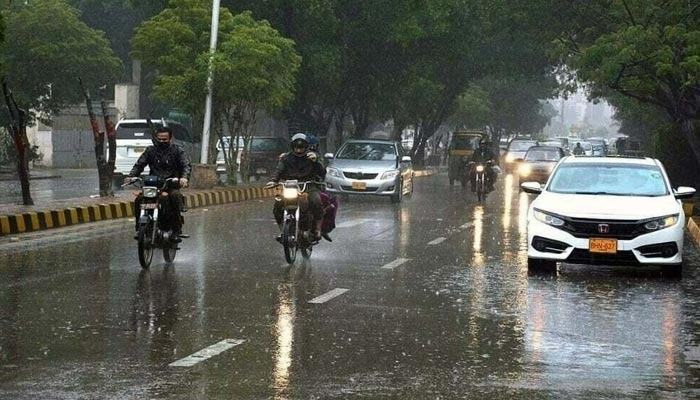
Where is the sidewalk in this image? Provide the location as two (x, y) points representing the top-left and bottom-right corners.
(0, 167), (438, 236)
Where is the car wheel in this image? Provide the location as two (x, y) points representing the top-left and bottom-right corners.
(527, 257), (556, 273)
(661, 263), (682, 279)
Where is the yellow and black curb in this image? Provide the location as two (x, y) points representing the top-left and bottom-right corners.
(0, 168), (438, 237)
(684, 201), (700, 249)
(0, 186), (276, 237)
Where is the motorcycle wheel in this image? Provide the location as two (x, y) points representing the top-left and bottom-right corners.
(163, 241), (177, 263)
(137, 221), (154, 269)
(476, 177), (484, 203)
(283, 219), (297, 264)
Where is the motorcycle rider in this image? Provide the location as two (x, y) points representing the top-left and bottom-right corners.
(470, 137), (497, 192)
(124, 126), (191, 242)
(267, 133), (326, 242)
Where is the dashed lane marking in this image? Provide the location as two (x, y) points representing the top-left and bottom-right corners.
(428, 237), (447, 245)
(169, 339), (245, 367)
(381, 258), (411, 270)
(308, 288), (349, 304)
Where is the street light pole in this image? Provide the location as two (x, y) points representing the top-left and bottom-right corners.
(200, 0), (220, 164)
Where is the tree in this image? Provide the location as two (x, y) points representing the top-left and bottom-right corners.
(132, 0), (238, 160)
(132, 2), (300, 183)
(0, 0), (121, 205)
(549, 0), (700, 174)
(0, 0), (122, 124)
(208, 11), (300, 183)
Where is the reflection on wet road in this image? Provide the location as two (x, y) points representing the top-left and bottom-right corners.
(1, 171), (700, 398)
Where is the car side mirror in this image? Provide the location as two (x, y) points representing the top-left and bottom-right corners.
(324, 153), (334, 159)
(521, 181), (543, 194)
(674, 186), (696, 199)
(401, 155), (412, 162)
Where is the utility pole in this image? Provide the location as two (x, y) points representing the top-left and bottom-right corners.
(200, 0), (220, 164)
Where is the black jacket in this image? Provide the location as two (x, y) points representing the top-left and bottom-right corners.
(271, 152), (326, 183)
(471, 145), (495, 164)
(129, 144), (191, 179)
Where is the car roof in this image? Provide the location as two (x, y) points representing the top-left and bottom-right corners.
(559, 155), (657, 166)
(527, 145), (563, 151)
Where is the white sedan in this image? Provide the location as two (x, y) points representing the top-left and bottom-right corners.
(521, 156), (695, 275)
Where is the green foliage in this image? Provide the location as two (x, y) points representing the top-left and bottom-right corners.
(0, 0), (123, 124)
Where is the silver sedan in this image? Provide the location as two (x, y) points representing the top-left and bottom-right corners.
(324, 140), (414, 203)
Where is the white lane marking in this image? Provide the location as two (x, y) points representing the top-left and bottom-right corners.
(336, 219), (369, 228)
(428, 237), (447, 245)
(460, 222), (474, 229)
(381, 258), (411, 270)
(309, 288), (349, 304)
(169, 339), (245, 367)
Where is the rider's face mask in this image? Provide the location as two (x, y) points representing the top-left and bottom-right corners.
(155, 135), (170, 149)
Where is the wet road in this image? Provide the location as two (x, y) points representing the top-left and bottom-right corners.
(2, 173), (700, 399)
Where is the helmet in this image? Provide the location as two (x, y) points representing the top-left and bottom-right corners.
(290, 133), (309, 157)
(306, 135), (320, 146)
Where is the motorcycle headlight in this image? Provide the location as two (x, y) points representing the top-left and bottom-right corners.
(283, 187), (298, 200)
(475, 165), (484, 172)
(533, 208), (565, 227)
(381, 169), (400, 180)
(327, 167), (341, 178)
(505, 153), (515, 163)
(519, 164), (531, 176)
(143, 187), (158, 198)
(644, 214), (679, 231)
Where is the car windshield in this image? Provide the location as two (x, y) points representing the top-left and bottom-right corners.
(450, 135), (481, 150)
(548, 163), (668, 196)
(525, 148), (562, 162)
(509, 141), (537, 151)
(251, 138), (285, 152)
(337, 142), (397, 160)
(115, 122), (161, 140)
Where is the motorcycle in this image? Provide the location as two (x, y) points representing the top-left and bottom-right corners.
(123, 176), (183, 269)
(268, 180), (325, 264)
(470, 160), (496, 203)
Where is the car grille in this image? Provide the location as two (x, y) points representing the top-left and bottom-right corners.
(560, 217), (646, 240)
(343, 172), (378, 180)
(341, 186), (378, 193)
(566, 249), (640, 265)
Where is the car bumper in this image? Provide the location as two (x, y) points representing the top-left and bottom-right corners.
(527, 218), (684, 266)
(325, 176), (401, 196)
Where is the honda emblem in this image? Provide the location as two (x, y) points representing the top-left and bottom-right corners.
(598, 224), (610, 234)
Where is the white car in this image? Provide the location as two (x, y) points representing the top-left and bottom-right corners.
(521, 156), (695, 275)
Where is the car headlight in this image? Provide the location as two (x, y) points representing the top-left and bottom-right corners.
(143, 187), (158, 198)
(505, 153), (515, 163)
(381, 169), (400, 180)
(519, 164), (531, 176)
(327, 167), (341, 178)
(644, 214), (679, 231)
(533, 208), (565, 227)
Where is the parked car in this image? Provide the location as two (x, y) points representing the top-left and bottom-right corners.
(517, 145), (566, 184)
(521, 156), (695, 275)
(216, 136), (287, 180)
(503, 139), (538, 172)
(325, 139), (413, 203)
(112, 118), (200, 186)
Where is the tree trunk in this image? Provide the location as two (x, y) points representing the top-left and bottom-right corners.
(100, 86), (116, 196)
(2, 81), (33, 205)
(677, 117), (700, 186)
(79, 79), (110, 197)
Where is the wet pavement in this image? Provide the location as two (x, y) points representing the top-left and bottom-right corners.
(0, 168), (101, 204)
(1, 173), (700, 399)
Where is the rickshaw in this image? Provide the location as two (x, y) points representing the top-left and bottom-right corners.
(447, 130), (484, 186)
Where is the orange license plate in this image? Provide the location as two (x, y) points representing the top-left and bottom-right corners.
(351, 181), (367, 190)
(589, 238), (617, 254)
